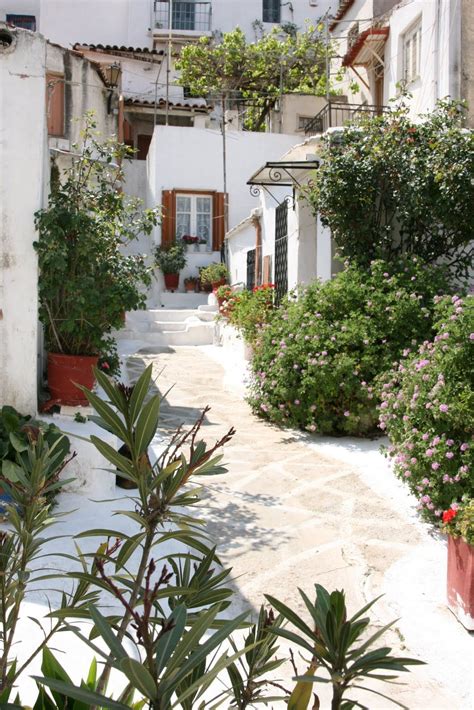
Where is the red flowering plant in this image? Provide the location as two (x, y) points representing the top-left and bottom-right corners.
(215, 284), (237, 317)
(181, 235), (199, 245)
(441, 499), (474, 545)
(226, 284), (275, 346)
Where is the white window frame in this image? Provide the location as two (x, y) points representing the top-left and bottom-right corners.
(176, 193), (213, 247)
(403, 19), (422, 84)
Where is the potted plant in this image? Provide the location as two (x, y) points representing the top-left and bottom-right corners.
(199, 262), (229, 290)
(184, 276), (198, 293)
(198, 237), (208, 253)
(34, 115), (159, 407)
(155, 243), (187, 291)
(181, 235), (199, 252)
(442, 500), (474, 630)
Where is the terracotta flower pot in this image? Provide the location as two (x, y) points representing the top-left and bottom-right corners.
(48, 352), (99, 406)
(211, 278), (227, 290)
(164, 273), (179, 291)
(447, 534), (474, 630)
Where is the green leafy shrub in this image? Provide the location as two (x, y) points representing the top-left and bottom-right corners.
(155, 242), (187, 274)
(224, 284), (275, 346)
(34, 115), (160, 357)
(248, 258), (451, 436)
(380, 295), (473, 522)
(0, 406), (70, 502)
(199, 262), (229, 284)
(307, 99), (474, 282)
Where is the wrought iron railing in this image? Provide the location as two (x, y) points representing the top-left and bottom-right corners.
(153, 1), (212, 32)
(246, 249), (256, 291)
(304, 101), (388, 135)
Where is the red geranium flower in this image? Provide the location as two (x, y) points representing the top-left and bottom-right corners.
(442, 508), (457, 524)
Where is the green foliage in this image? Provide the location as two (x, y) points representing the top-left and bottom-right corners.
(34, 114), (160, 356)
(307, 99), (474, 281)
(267, 584), (424, 709)
(442, 499), (474, 545)
(0, 367), (423, 707)
(381, 294), (473, 522)
(223, 284), (275, 346)
(176, 26), (328, 131)
(248, 258), (451, 436)
(0, 435), (89, 698)
(199, 262), (229, 284)
(154, 243), (187, 274)
(0, 405), (70, 503)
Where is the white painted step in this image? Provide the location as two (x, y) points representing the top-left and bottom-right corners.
(127, 309), (215, 324)
(160, 292), (209, 309)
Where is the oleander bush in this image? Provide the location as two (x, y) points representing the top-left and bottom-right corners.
(380, 294), (473, 522)
(248, 258), (451, 436)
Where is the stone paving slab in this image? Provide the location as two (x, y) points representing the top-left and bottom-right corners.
(126, 345), (472, 709)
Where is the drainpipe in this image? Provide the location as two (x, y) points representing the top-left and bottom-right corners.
(433, 0), (441, 107)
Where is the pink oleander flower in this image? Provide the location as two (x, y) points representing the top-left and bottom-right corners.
(445, 452), (454, 459)
(439, 404), (449, 413)
(460, 443), (469, 452)
(425, 448), (434, 457)
(431, 462), (440, 470)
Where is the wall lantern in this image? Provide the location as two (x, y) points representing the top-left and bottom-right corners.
(105, 62), (121, 113)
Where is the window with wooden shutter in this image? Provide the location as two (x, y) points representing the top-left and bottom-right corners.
(161, 190), (227, 251)
(46, 73), (65, 137)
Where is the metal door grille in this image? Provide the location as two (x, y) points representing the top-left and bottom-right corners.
(274, 202), (288, 305)
(246, 249), (256, 290)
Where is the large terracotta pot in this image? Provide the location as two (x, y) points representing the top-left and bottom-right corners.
(447, 534), (474, 630)
(48, 353), (99, 406)
(164, 273), (179, 291)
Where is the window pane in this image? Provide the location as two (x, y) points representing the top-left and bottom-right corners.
(176, 195), (191, 213)
(6, 14), (36, 30)
(263, 0), (280, 23)
(196, 212), (211, 244)
(196, 196), (212, 213)
(173, 1), (196, 30)
(176, 213), (191, 238)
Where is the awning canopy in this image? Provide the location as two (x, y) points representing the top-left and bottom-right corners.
(247, 160), (320, 189)
(342, 27), (389, 68)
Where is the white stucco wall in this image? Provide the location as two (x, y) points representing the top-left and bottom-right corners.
(34, 0), (337, 49)
(384, 0), (461, 119)
(149, 125), (298, 236)
(0, 27), (47, 413)
(226, 216), (257, 286)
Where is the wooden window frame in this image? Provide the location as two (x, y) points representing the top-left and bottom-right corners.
(161, 188), (227, 252)
(403, 19), (422, 84)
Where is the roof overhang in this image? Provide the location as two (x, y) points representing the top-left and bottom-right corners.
(247, 160), (320, 189)
(342, 27), (389, 67)
(247, 160), (320, 206)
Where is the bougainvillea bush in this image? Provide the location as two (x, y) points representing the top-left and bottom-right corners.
(380, 295), (473, 522)
(247, 258), (450, 436)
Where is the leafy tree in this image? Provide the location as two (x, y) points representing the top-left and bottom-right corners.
(176, 26), (328, 131)
(306, 99), (474, 281)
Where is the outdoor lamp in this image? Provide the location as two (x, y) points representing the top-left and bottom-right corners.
(105, 62), (121, 113)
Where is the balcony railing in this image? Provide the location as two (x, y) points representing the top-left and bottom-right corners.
(304, 101), (388, 135)
(153, 1), (212, 33)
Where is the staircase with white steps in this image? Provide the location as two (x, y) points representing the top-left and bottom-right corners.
(117, 292), (218, 346)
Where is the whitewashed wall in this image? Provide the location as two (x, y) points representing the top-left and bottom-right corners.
(33, 0), (337, 49)
(384, 0), (461, 118)
(0, 27), (47, 413)
(226, 216), (257, 286)
(149, 125), (298, 234)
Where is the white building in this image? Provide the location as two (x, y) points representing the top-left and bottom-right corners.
(0, 22), (113, 413)
(1, 1), (336, 48)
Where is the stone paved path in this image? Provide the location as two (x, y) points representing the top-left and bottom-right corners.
(126, 345), (462, 709)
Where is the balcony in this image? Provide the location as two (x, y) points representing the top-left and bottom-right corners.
(153, 1), (212, 35)
(304, 101), (388, 135)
